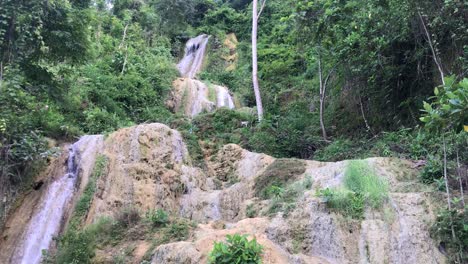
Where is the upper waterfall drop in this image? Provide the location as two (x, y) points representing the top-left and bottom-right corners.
(170, 34), (237, 117)
(177, 34), (210, 78)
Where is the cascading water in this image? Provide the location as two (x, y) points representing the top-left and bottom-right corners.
(216, 86), (235, 109)
(13, 135), (102, 264)
(177, 34), (211, 79)
(173, 35), (236, 117)
(15, 146), (78, 264)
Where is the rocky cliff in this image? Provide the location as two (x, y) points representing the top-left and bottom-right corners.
(0, 123), (447, 263)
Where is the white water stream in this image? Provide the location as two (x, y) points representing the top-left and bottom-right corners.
(15, 136), (102, 264)
(177, 34), (211, 79)
(176, 35), (236, 117)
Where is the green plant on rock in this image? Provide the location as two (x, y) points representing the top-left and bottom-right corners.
(318, 188), (365, 219)
(209, 234), (263, 264)
(266, 176), (313, 217)
(344, 160), (388, 208)
(254, 158), (306, 199)
(319, 160), (388, 219)
(246, 204), (257, 218)
(146, 209), (169, 227)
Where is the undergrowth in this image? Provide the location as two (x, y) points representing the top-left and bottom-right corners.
(209, 234), (263, 264)
(319, 160), (388, 219)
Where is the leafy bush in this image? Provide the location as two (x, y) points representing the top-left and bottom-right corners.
(55, 217), (117, 264)
(164, 219), (191, 241)
(344, 160), (388, 208)
(431, 204), (468, 263)
(420, 156), (443, 184)
(314, 139), (356, 161)
(319, 160), (388, 219)
(318, 188), (365, 219)
(209, 234), (263, 264)
(246, 204), (256, 218)
(146, 209), (169, 227)
(266, 176), (313, 217)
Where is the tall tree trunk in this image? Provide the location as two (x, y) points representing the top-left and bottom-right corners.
(318, 56), (327, 141)
(456, 149), (465, 207)
(252, 0), (264, 121)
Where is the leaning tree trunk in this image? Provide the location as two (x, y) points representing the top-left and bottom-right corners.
(252, 0), (264, 121)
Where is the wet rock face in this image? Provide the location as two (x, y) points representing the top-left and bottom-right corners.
(87, 123), (190, 221)
(169, 78), (235, 117)
(0, 124), (448, 264)
(168, 35), (237, 118)
(0, 136), (104, 264)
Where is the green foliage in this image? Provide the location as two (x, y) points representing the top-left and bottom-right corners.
(209, 234), (263, 264)
(115, 206), (141, 228)
(344, 160), (388, 208)
(319, 160), (388, 219)
(74, 155), (108, 218)
(54, 217), (118, 264)
(254, 158), (306, 199)
(164, 219), (191, 241)
(246, 204), (256, 218)
(266, 176), (313, 217)
(431, 204), (468, 263)
(319, 188), (365, 219)
(420, 156), (443, 184)
(146, 209), (169, 227)
(314, 139), (356, 161)
(420, 77), (468, 133)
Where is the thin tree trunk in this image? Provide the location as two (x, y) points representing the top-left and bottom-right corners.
(443, 135), (457, 242)
(418, 11), (445, 85)
(119, 24), (128, 49)
(318, 55), (327, 141)
(252, 0), (264, 121)
(120, 24), (129, 75)
(456, 150), (465, 207)
(359, 95), (373, 135)
(121, 46), (128, 75)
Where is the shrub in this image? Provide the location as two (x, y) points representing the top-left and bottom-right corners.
(344, 160), (388, 208)
(430, 205), (468, 263)
(146, 209), (169, 227)
(55, 217), (118, 264)
(164, 219), (191, 241)
(314, 139), (356, 161)
(246, 204), (256, 218)
(209, 234), (263, 264)
(266, 176), (313, 217)
(74, 155), (108, 218)
(420, 156), (443, 184)
(318, 188), (365, 219)
(319, 160), (388, 219)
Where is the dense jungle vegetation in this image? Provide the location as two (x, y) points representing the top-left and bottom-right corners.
(0, 0), (466, 261)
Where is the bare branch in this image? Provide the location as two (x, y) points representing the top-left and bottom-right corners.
(418, 11), (445, 85)
(257, 0), (267, 19)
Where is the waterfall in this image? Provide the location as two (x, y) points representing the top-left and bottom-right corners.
(173, 35), (237, 117)
(177, 34), (211, 79)
(14, 135), (102, 264)
(216, 86), (235, 109)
